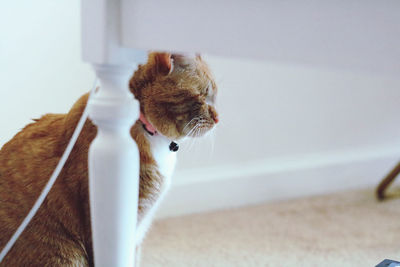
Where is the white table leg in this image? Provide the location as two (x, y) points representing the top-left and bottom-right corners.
(88, 64), (140, 267)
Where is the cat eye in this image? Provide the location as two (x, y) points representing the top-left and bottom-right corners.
(204, 82), (212, 95)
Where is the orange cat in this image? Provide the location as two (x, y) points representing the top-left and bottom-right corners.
(0, 52), (218, 266)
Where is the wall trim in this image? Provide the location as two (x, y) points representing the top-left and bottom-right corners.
(156, 144), (400, 218)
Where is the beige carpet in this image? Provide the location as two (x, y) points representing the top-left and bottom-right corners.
(141, 188), (400, 267)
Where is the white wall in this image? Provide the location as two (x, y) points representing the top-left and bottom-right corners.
(165, 58), (400, 217)
(1, 1), (400, 217)
(177, 56), (400, 171)
(0, 0), (94, 146)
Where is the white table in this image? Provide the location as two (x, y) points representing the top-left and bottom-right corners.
(81, 0), (400, 266)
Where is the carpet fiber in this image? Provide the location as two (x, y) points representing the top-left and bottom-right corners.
(141, 188), (400, 267)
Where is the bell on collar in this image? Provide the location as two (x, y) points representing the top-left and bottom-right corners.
(169, 141), (179, 152)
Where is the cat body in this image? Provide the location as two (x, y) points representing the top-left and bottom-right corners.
(0, 53), (218, 266)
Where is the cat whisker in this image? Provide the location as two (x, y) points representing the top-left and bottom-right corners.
(183, 117), (203, 138)
(209, 126), (216, 157)
(182, 117), (197, 133)
(185, 116), (207, 138)
(184, 122), (198, 139)
(194, 125), (203, 138)
(188, 124), (203, 150)
(183, 125), (196, 149)
(186, 125), (199, 150)
(183, 115), (217, 152)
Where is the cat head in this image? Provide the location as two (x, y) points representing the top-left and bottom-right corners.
(129, 52), (218, 140)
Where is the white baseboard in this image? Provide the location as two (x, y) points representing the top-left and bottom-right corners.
(156, 144), (400, 219)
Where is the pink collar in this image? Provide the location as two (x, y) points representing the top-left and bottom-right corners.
(139, 113), (157, 136)
(140, 112), (180, 152)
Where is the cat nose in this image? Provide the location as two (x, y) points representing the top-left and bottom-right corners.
(212, 112), (219, 124)
(213, 115), (219, 124)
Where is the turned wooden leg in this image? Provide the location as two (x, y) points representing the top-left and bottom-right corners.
(88, 64), (140, 266)
(376, 161), (400, 200)
(81, 0), (149, 265)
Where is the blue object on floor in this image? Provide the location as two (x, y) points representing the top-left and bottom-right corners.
(376, 259), (400, 267)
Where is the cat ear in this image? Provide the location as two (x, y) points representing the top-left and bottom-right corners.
(154, 52), (173, 75)
(171, 53), (197, 68)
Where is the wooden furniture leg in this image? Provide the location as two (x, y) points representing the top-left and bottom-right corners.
(376, 162), (400, 200)
(82, 0), (147, 265)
